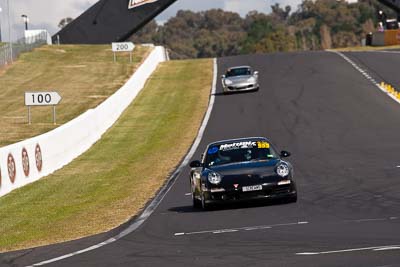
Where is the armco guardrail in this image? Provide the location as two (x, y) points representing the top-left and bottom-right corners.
(0, 46), (166, 197)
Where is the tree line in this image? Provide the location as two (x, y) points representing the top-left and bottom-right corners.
(129, 0), (395, 59)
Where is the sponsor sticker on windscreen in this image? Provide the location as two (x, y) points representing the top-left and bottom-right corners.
(219, 141), (270, 151)
(208, 147), (219, 154)
(219, 141), (257, 151)
(257, 141), (270, 149)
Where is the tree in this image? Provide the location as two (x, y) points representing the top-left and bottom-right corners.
(271, 3), (291, 22)
(129, 20), (159, 43)
(58, 17), (74, 29)
(128, 0), (383, 58)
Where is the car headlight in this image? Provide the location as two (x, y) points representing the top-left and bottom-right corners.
(224, 79), (233, 85)
(208, 171), (222, 185)
(247, 77), (256, 83)
(276, 163), (290, 177)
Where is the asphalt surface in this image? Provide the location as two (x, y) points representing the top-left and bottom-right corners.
(344, 50), (400, 87)
(2, 51), (400, 267)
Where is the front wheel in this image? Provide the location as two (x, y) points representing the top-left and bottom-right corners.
(201, 193), (210, 210)
(192, 193), (201, 208)
(286, 194), (297, 203)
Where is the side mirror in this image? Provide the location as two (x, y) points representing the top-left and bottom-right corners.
(221, 75), (226, 79)
(254, 71), (259, 76)
(280, 151), (291, 158)
(190, 160), (202, 168)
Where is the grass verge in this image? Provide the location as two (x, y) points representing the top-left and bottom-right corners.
(0, 58), (213, 252)
(330, 45), (400, 52)
(0, 45), (150, 147)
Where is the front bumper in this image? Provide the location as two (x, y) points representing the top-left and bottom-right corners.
(223, 82), (259, 92)
(203, 183), (296, 204)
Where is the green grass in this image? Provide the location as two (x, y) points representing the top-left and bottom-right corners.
(0, 45), (150, 147)
(0, 58), (213, 252)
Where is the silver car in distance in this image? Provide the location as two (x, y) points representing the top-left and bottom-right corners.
(221, 66), (259, 93)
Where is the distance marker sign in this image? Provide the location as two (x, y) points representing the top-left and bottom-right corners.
(112, 42), (135, 63)
(112, 42), (135, 52)
(24, 92), (62, 124)
(25, 92), (62, 106)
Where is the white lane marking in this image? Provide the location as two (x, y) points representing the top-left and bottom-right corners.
(244, 226), (271, 231)
(185, 193), (191, 196)
(174, 233), (185, 236)
(174, 221), (308, 237)
(331, 51), (400, 105)
(364, 50), (400, 54)
(374, 246), (400, 251)
(296, 245), (400, 256)
(27, 59), (219, 267)
(213, 229), (238, 234)
(347, 218), (387, 223)
(344, 216), (399, 223)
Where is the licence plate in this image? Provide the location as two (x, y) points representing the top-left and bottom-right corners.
(242, 185), (263, 192)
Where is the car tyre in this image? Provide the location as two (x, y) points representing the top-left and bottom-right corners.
(286, 194), (297, 203)
(201, 193), (210, 210)
(192, 193), (201, 208)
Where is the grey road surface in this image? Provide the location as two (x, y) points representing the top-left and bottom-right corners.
(2, 51), (400, 267)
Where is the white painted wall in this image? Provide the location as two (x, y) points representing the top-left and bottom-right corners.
(0, 46), (166, 197)
(24, 30), (52, 45)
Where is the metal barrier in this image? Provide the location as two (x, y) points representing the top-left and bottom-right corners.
(0, 32), (48, 68)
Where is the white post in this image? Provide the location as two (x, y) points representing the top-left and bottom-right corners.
(53, 106), (56, 125)
(28, 106), (31, 124)
(7, 0), (12, 63)
(0, 6), (3, 43)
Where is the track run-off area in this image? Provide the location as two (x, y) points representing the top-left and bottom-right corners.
(2, 50), (400, 267)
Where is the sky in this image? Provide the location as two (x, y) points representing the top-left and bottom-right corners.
(0, 0), (302, 41)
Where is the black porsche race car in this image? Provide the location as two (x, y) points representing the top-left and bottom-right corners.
(189, 137), (297, 209)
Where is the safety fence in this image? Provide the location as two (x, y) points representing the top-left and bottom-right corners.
(0, 46), (166, 197)
(0, 31), (48, 67)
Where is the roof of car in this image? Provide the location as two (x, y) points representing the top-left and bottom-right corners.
(207, 137), (269, 147)
(227, 66), (251, 71)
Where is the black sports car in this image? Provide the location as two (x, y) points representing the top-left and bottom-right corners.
(189, 137), (297, 209)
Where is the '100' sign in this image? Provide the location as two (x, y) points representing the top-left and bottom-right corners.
(25, 92), (62, 106)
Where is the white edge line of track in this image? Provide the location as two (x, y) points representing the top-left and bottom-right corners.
(296, 244), (400, 256)
(330, 50), (400, 105)
(174, 221), (309, 237)
(27, 58), (218, 267)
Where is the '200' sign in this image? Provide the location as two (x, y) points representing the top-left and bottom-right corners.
(112, 42), (135, 52)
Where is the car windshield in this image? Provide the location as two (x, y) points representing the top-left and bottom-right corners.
(226, 68), (251, 77)
(205, 140), (279, 167)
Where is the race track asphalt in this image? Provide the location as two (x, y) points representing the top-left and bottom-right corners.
(2, 51), (400, 267)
